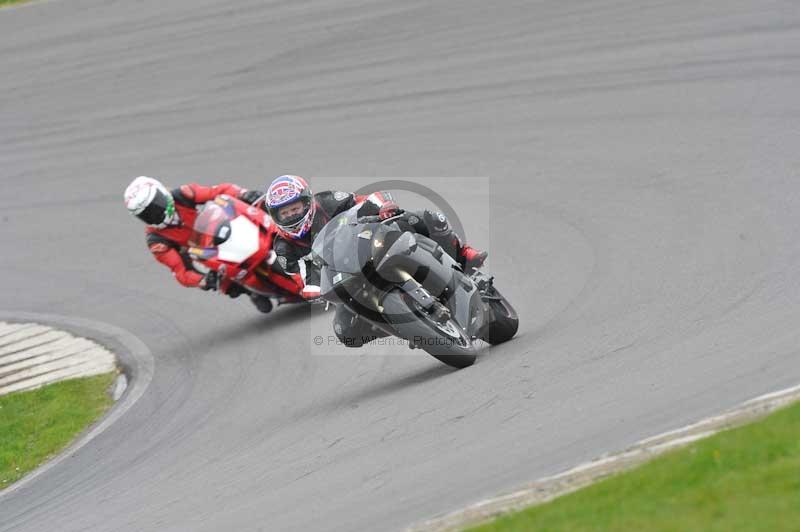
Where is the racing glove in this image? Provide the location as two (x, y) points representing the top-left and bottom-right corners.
(378, 201), (403, 220)
(199, 270), (220, 291)
(238, 189), (264, 205)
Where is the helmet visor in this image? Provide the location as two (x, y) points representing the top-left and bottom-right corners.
(137, 188), (171, 225)
(269, 198), (311, 227)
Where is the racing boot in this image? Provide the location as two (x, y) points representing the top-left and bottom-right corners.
(250, 294), (273, 314)
(459, 245), (488, 272)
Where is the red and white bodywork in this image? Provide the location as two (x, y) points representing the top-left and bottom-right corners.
(188, 195), (304, 300)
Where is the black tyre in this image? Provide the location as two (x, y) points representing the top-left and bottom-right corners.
(381, 290), (477, 369)
(483, 290), (519, 345)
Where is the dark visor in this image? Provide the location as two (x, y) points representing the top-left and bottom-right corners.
(137, 188), (170, 225)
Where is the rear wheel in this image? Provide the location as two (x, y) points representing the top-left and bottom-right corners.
(381, 290), (477, 369)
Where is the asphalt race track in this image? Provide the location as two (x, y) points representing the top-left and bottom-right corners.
(1, 1), (799, 530)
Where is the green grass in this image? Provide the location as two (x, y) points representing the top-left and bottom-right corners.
(472, 401), (800, 532)
(0, 0), (30, 7)
(0, 373), (116, 490)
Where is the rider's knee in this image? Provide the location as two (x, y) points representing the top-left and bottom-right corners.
(423, 210), (452, 238)
(423, 210), (460, 258)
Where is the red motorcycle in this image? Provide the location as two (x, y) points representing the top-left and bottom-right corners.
(188, 195), (305, 303)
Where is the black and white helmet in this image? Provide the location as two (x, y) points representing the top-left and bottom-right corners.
(124, 176), (179, 228)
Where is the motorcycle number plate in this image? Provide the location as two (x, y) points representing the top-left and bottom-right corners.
(217, 216), (260, 263)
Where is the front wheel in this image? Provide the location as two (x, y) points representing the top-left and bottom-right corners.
(381, 290), (477, 369)
(482, 288), (519, 345)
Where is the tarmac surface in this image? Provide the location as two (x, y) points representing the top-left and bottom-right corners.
(1, 1), (799, 530)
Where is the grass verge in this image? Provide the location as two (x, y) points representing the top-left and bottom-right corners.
(0, 373), (116, 490)
(0, 0), (30, 7)
(471, 400), (800, 532)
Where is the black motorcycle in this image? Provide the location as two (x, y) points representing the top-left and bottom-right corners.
(310, 206), (518, 368)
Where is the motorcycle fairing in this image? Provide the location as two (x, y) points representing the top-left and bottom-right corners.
(217, 216), (260, 263)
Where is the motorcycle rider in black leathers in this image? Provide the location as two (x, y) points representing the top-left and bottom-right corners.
(261, 175), (487, 346)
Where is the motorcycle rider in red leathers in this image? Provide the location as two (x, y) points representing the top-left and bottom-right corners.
(260, 175), (488, 344)
(123, 176), (274, 313)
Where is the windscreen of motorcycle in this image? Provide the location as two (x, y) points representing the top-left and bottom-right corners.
(190, 203), (260, 263)
(312, 208), (398, 274)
